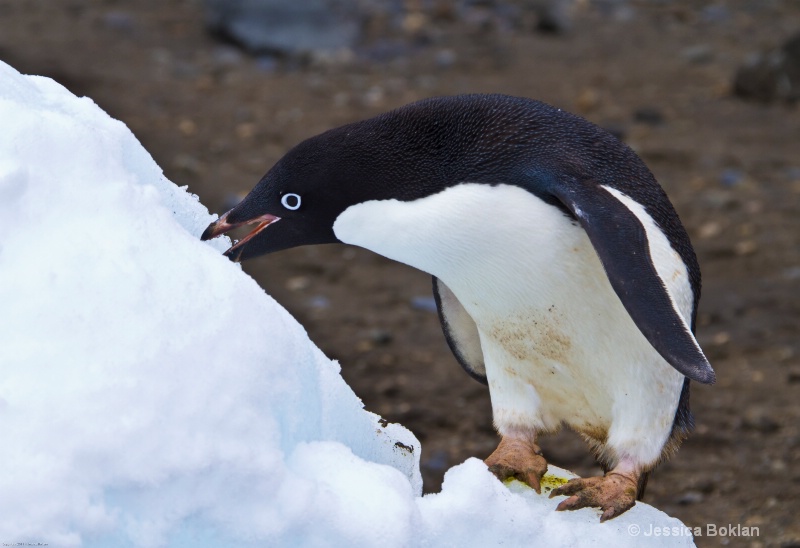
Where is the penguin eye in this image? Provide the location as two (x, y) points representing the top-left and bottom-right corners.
(281, 193), (301, 211)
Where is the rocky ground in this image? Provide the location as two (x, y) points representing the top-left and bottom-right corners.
(1, 1), (798, 546)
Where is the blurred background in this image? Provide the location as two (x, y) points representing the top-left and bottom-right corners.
(1, 0), (798, 545)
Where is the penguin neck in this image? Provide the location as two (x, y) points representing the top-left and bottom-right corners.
(333, 182), (583, 317)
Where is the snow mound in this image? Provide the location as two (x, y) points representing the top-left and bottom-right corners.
(0, 60), (694, 547)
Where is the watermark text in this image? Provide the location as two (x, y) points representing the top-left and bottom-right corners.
(627, 523), (760, 538)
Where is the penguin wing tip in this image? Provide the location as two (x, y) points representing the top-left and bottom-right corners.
(691, 363), (716, 385)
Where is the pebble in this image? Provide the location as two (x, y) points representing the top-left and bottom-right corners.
(356, 339), (373, 353)
(178, 119), (197, 136)
(212, 46), (243, 66)
(593, 0), (635, 22)
(742, 407), (780, 434)
(363, 85), (385, 107)
(783, 266), (800, 280)
(733, 32), (800, 102)
(204, 0), (363, 57)
(692, 478), (716, 494)
(633, 106), (665, 126)
(712, 332), (730, 345)
(332, 92), (349, 108)
(422, 449), (449, 472)
(600, 122), (626, 142)
(255, 56), (279, 73)
(375, 378), (398, 396)
(172, 61), (200, 79)
(771, 459), (787, 473)
(787, 167), (800, 181)
(719, 168), (744, 187)
(744, 200), (763, 215)
(681, 44), (714, 64)
(172, 154), (201, 175)
(359, 39), (415, 63)
(411, 296), (438, 313)
(286, 276), (310, 291)
(235, 123), (256, 140)
(369, 329), (393, 346)
(435, 48), (457, 69)
(102, 11), (135, 32)
(307, 295), (330, 309)
(701, 4), (731, 23)
(575, 88), (600, 114)
(701, 189), (736, 210)
(341, 248), (357, 260)
(771, 346), (794, 362)
(402, 12), (428, 35)
(533, 0), (573, 33)
(676, 490), (704, 505)
(734, 240), (758, 256)
(698, 221), (722, 239)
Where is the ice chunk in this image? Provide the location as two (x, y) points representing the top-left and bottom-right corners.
(0, 60), (694, 547)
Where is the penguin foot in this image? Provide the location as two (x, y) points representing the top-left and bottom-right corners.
(549, 471), (638, 522)
(485, 436), (548, 493)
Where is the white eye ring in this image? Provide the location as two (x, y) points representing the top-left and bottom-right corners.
(281, 193), (301, 210)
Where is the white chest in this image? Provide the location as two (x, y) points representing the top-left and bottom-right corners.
(334, 183), (688, 456)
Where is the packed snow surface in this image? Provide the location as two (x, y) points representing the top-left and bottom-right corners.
(0, 61), (695, 547)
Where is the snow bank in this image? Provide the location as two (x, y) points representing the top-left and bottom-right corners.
(0, 61), (694, 547)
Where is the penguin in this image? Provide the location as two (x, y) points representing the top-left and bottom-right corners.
(201, 94), (714, 521)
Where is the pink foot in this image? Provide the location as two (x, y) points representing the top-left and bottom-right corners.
(485, 436), (548, 493)
(549, 471), (639, 522)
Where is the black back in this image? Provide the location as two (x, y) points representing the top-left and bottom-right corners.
(260, 94), (701, 320)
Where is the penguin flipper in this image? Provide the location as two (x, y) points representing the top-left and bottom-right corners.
(550, 183), (716, 385)
(432, 277), (488, 384)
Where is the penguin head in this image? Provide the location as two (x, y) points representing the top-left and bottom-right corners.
(201, 131), (362, 261)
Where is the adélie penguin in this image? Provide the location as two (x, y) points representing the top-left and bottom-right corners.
(202, 94), (715, 521)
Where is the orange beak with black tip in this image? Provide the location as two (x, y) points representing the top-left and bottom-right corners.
(201, 210), (281, 262)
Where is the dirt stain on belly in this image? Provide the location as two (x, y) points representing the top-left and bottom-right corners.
(487, 308), (573, 364)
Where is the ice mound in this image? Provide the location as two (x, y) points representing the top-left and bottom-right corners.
(0, 61), (694, 547)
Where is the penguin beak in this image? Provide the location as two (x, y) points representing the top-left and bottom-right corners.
(201, 210), (281, 262)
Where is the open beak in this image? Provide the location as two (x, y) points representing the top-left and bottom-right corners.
(201, 210), (281, 262)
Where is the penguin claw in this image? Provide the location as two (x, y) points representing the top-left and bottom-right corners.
(549, 473), (638, 522)
(485, 436), (547, 493)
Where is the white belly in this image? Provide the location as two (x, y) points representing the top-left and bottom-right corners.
(334, 183), (688, 467)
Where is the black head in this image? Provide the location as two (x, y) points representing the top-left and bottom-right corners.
(201, 143), (352, 261)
